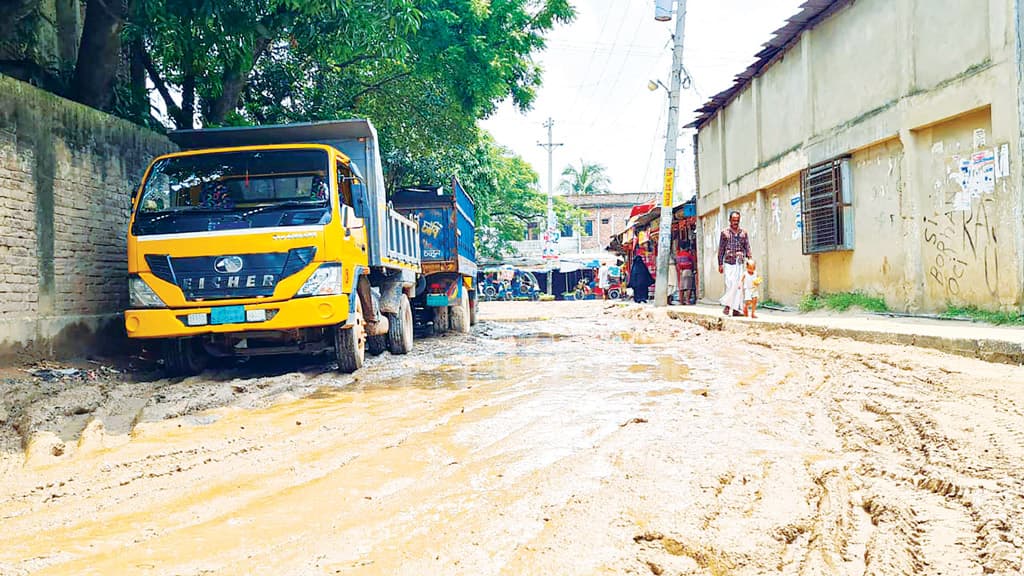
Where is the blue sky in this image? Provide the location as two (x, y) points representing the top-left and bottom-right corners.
(481, 0), (805, 200)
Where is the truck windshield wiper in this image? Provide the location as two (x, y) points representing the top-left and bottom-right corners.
(239, 200), (327, 219)
(139, 205), (234, 215)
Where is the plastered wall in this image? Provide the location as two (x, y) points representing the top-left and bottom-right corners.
(695, 0), (1022, 313)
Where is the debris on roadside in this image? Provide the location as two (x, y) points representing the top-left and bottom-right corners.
(620, 417), (649, 427)
(16, 359), (127, 384)
(22, 367), (86, 382)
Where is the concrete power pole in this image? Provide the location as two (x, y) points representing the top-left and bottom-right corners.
(538, 118), (563, 295)
(653, 0), (688, 307)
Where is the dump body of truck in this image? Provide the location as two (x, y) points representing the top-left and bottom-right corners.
(125, 120), (419, 374)
(392, 177), (477, 333)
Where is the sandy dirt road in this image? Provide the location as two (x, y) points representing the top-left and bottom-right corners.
(1, 301), (1023, 575)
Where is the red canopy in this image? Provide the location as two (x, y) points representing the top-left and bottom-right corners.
(629, 203), (655, 219)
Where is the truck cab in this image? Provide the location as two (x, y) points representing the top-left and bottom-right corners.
(125, 121), (419, 375)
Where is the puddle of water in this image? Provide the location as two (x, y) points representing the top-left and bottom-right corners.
(626, 356), (691, 382)
(612, 331), (673, 345)
(646, 388), (687, 397)
(507, 332), (571, 342)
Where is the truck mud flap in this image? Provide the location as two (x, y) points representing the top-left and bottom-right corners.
(378, 281), (407, 315)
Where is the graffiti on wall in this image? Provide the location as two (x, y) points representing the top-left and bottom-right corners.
(924, 132), (1008, 299)
(923, 202), (998, 298)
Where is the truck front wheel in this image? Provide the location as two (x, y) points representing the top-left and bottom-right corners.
(450, 289), (470, 333)
(335, 298), (366, 373)
(386, 294), (414, 354)
(162, 337), (209, 377)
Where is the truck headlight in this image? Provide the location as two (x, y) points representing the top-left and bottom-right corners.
(129, 276), (166, 308)
(296, 264), (342, 297)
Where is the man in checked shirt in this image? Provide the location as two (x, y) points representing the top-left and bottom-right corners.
(717, 210), (751, 316)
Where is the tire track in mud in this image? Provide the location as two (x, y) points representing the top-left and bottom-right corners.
(752, 332), (1024, 575)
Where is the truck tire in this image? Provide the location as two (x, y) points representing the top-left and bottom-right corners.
(163, 337), (209, 377)
(433, 305), (449, 336)
(386, 293), (414, 354)
(450, 289), (470, 333)
(367, 334), (387, 356)
(469, 291), (478, 326)
(335, 298), (365, 373)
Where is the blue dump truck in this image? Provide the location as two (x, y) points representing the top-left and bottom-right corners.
(392, 178), (477, 335)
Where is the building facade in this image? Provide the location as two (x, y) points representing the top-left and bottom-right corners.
(563, 193), (654, 252)
(517, 193), (654, 257)
(692, 0), (1024, 313)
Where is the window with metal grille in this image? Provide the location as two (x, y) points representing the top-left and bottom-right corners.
(800, 157), (853, 253)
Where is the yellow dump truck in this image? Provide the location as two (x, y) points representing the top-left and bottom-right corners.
(125, 121), (420, 375)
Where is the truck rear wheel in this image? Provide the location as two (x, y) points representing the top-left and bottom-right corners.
(433, 305), (449, 336)
(162, 337), (209, 377)
(335, 298), (365, 373)
(386, 294), (414, 354)
(367, 334), (387, 356)
(450, 289), (470, 333)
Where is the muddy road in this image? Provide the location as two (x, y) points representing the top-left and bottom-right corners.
(1, 301), (1023, 575)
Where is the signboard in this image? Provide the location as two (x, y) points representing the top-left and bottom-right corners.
(662, 167), (675, 207)
(541, 228), (560, 260)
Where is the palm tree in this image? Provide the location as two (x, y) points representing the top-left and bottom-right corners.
(559, 160), (611, 195)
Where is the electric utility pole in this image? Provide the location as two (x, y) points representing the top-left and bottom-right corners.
(538, 118), (563, 295)
(653, 0), (688, 307)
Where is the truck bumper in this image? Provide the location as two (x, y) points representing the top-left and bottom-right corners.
(125, 294), (353, 339)
(423, 275), (473, 307)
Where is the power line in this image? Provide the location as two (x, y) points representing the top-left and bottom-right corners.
(641, 98), (667, 191)
(568, 2), (622, 114)
(570, 1), (632, 126)
(583, 12), (650, 133)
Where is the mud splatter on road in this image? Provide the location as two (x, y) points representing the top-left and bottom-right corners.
(0, 301), (1022, 575)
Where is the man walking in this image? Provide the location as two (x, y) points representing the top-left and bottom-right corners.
(598, 262), (611, 300)
(717, 210), (751, 316)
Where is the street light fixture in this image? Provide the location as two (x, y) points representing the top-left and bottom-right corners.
(648, 79), (668, 92)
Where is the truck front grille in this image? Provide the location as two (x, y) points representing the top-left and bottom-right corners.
(145, 247), (316, 301)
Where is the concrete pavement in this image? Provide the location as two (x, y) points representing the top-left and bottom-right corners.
(665, 303), (1024, 365)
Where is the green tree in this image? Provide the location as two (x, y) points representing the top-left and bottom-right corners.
(383, 130), (580, 258)
(133, 0), (573, 131)
(240, 0), (574, 172)
(59, 0), (577, 256)
(71, 0), (135, 111)
(558, 160), (611, 195)
(135, 0), (419, 129)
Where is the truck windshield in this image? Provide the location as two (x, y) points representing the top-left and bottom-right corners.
(132, 148), (331, 236)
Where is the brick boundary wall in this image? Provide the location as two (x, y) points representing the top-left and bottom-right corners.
(0, 74), (176, 360)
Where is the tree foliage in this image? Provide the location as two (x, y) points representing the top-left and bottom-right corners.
(559, 160), (611, 195)
(58, 0), (576, 255)
(383, 130), (581, 259)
